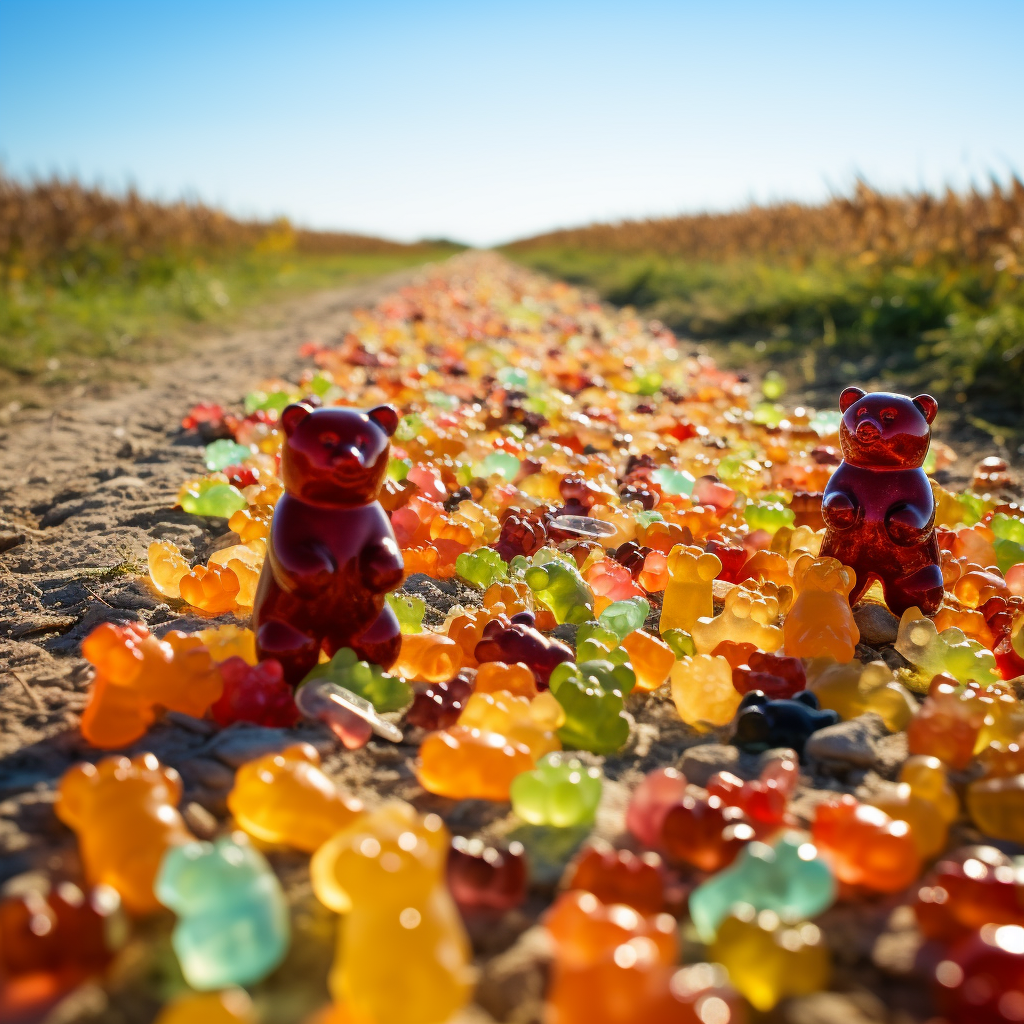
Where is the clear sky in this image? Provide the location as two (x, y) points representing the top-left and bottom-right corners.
(1, 0), (1022, 246)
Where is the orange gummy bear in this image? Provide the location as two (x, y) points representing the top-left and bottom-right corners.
(475, 661), (539, 699)
(621, 629), (676, 692)
(178, 563), (241, 615)
(393, 632), (464, 682)
(416, 725), (534, 801)
(782, 555), (860, 662)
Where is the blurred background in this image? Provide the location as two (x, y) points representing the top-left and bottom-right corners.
(2, 0), (1023, 429)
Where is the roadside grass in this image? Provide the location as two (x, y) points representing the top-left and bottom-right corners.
(507, 246), (1024, 440)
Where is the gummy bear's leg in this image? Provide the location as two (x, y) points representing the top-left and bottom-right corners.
(256, 618), (321, 687)
(333, 604), (401, 670)
(883, 562), (944, 617)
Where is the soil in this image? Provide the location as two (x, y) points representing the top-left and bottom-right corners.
(0, 255), (1011, 1024)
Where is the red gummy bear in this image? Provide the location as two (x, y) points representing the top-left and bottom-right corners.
(474, 611), (573, 688)
(820, 388), (943, 616)
(252, 404), (405, 684)
(564, 844), (666, 915)
(210, 656), (299, 727)
(447, 836), (527, 914)
(732, 651), (807, 699)
(406, 671), (476, 731)
(935, 924), (1024, 1024)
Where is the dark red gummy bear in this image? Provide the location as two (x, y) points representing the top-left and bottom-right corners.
(564, 844), (666, 915)
(252, 404), (405, 685)
(705, 537), (747, 584)
(660, 794), (753, 873)
(732, 651), (807, 699)
(447, 836), (528, 914)
(406, 670), (476, 731)
(493, 508), (549, 561)
(914, 845), (1024, 943)
(935, 923), (1024, 1023)
(211, 656), (300, 727)
(820, 388), (943, 616)
(474, 611), (573, 688)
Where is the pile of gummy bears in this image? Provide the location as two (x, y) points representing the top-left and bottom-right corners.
(6, 253), (1024, 1024)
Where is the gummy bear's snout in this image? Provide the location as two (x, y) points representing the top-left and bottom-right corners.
(332, 444), (365, 468)
(855, 419), (881, 443)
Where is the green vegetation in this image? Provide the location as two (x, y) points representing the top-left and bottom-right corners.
(506, 183), (1024, 435)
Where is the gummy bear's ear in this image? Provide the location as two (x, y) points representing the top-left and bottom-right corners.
(281, 403), (313, 437)
(839, 387), (866, 413)
(913, 394), (938, 424)
(697, 552), (722, 581)
(367, 404), (399, 437)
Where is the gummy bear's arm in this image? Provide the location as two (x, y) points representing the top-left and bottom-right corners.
(268, 501), (336, 593)
(885, 480), (935, 546)
(821, 489), (857, 530)
(359, 536), (404, 593)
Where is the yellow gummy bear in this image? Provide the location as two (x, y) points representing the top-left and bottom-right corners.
(148, 540), (190, 599)
(659, 544), (721, 635)
(870, 755), (959, 859)
(154, 990), (254, 1024)
(310, 801), (474, 1024)
(198, 624), (258, 665)
(691, 581), (784, 654)
(228, 743), (364, 853)
(670, 654), (742, 729)
(805, 658), (916, 732)
(456, 689), (564, 760)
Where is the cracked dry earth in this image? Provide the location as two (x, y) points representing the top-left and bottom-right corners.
(0, 255), (1013, 1024)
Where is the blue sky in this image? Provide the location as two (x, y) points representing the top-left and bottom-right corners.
(2, 1), (1022, 245)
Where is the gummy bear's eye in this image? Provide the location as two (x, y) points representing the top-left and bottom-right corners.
(320, 432), (339, 447)
(856, 407), (868, 418)
(880, 408), (897, 423)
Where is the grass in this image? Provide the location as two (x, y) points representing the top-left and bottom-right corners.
(0, 247), (457, 405)
(507, 246), (1024, 433)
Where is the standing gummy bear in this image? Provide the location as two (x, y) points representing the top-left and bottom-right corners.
(310, 801), (473, 1024)
(783, 554), (860, 662)
(252, 404), (405, 684)
(820, 388), (943, 615)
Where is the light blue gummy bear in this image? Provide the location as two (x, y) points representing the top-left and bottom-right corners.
(688, 831), (836, 941)
(155, 833), (290, 989)
(204, 439), (254, 472)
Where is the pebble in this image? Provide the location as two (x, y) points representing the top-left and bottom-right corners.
(182, 801), (219, 839)
(679, 743), (800, 785)
(804, 713), (887, 769)
(853, 602), (899, 646)
(208, 725), (293, 768)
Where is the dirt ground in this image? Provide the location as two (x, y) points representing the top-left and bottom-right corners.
(0, 256), (1009, 1024)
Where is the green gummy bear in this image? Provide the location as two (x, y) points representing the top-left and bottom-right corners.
(395, 413), (424, 443)
(180, 479), (248, 518)
(301, 648), (412, 713)
(472, 451), (521, 481)
(385, 592), (425, 634)
(599, 597), (650, 640)
(761, 370), (786, 401)
(633, 369), (663, 396)
(154, 834), (290, 989)
(523, 561), (594, 625)
(895, 616), (1000, 691)
(456, 548), (509, 589)
(956, 491), (995, 526)
(509, 751), (604, 827)
(634, 509), (664, 529)
(575, 620), (622, 662)
(651, 467), (695, 497)
(549, 659), (634, 754)
(744, 501), (796, 534)
(689, 831), (835, 942)
(388, 456), (412, 481)
(244, 389), (296, 415)
(662, 628), (696, 659)
(991, 513), (1024, 572)
(752, 402), (786, 427)
(204, 439), (254, 472)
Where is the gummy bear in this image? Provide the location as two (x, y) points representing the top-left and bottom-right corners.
(405, 671), (475, 731)
(457, 688), (564, 760)
(385, 591), (426, 634)
(198, 623), (257, 665)
(474, 660), (538, 699)
(148, 540), (191, 599)
(302, 647), (412, 712)
(210, 656), (299, 727)
(688, 831), (836, 941)
(811, 795), (922, 893)
(447, 836), (528, 914)
(56, 753), (194, 914)
(598, 596), (650, 640)
(524, 560), (595, 625)
(81, 621), (224, 749)
(154, 990), (255, 1024)
(710, 909), (830, 1011)
(658, 545), (721, 635)
(626, 767), (688, 848)
(934, 923), (1024, 1024)
(252, 404), (405, 684)
(707, 755), (799, 827)
(475, 611), (574, 688)
(549, 659), (634, 754)
(895, 607), (1000, 690)
(967, 774), (1024, 844)
(732, 690), (840, 758)
(310, 801), (473, 1024)
(870, 755), (958, 858)
(416, 725), (535, 801)
(783, 554), (860, 662)
(691, 581), (784, 654)
(620, 629), (675, 692)
(820, 388), (943, 616)
(805, 657), (916, 732)
(907, 673), (986, 769)
(564, 843), (666, 915)
(670, 654), (743, 730)
(179, 476), (248, 518)
(455, 547), (508, 589)
(229, 503), (274, 545)
(155, 832), (289, 989)
(178, 562), (241, 615)
(660, 793), (753, 872)
(732, 650), (806, 700)
(227, 742), (364, 852)
(510, 751), (604, 827)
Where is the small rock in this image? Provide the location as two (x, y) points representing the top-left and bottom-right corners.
(208, 725), (293, 768)
(805, 713), (887, 769)
(786, 991), (888, 1024)
(476, 925), (551, 1024)
(853, 602), (899, 646)
(182, 757), (235, 791)
(679, 743), (740, 785)
(182, 801), (219, 839)
(164, 711), (216, 735)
